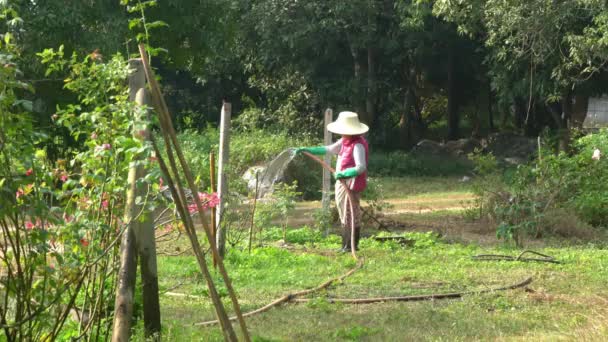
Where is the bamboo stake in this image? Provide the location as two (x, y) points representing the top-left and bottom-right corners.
(138, 44), (250, 342)
(142, 82), (236, 341)
(248, 172), (259, 254)
(210, 151), (217, 267)
(150, 138), (236, 341)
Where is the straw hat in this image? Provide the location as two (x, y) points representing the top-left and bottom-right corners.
(327, 111), (369, 135)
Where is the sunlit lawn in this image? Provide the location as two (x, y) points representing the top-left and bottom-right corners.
(131, 176), (608, 341)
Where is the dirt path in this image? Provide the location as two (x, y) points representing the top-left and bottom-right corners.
(284, 192), (499, 244)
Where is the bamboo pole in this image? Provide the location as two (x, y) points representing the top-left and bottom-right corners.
(210, 151), (217, 267)
(248, 172), (259, 254)
(210, 151), (217, 243)
(138, 44), (249, 342)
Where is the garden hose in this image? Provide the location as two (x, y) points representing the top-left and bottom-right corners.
(302, 151), (358, 260)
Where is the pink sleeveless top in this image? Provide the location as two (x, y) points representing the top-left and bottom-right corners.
(339, 136), (369, 192)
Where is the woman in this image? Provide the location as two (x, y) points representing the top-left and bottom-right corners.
(297, 111), (369, 252)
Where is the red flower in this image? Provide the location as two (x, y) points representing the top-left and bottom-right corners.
(16, 188), (24, 199)
(80, 238), (89, 247)
(25, 221), (35, 230)
(25, 168), (33, 176)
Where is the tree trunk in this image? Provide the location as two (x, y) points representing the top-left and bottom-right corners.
(348, 37), (365, 116)
(365, 47), (376, 128)
(132, 88), (161, 338)
(447, 46), (459, 140)
(112, 170), (140, 342)
(559, 93), (573, 152)
(514, 97), (526, 130)
(488, 83), (495, 131)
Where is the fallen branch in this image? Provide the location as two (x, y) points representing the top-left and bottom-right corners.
(472, 250), (560, 264)
(195, 258), (364, 327)
(292, 277), (533, 304)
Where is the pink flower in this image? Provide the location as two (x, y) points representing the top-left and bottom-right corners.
(187, 192), (220, 214)
(16, 188), (24, 199)
(101, 200), (109, 210)
(25, 221), (35, 230)
(199, 192), (220, 208)
(91, 132), (98, 140)
(60, 174), (68, 182)
(95, 143), (111, 153)
(25, 168), (33, 176)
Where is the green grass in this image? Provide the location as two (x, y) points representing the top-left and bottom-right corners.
(131, 175), (607, 341)
(377, 176), (474, 199)
(134, 229), (608, 341)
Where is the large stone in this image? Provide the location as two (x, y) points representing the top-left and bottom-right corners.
(411, 138), (481, 158)
(483, 132), (536, 162)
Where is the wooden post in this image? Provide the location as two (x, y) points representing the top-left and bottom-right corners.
(322, 109), (333, 229)
(216, 101), (231, 257)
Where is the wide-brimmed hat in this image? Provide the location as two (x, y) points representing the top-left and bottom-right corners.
(327, 111), (369, 135)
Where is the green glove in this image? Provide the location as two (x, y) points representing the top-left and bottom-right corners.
(295, 146), (327, 156)
(335, 167), (359, 179)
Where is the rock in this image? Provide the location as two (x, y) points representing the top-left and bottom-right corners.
(460, 175), (471, 182)
(411, 138), (481, 159)
(444, 138), (482, 156)
(411, 139), (446, 156)
(242, 165), (265, 193)
(482, 132), (537, 165)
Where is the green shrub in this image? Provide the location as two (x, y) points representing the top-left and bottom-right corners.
(471, 129), (608, 245)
